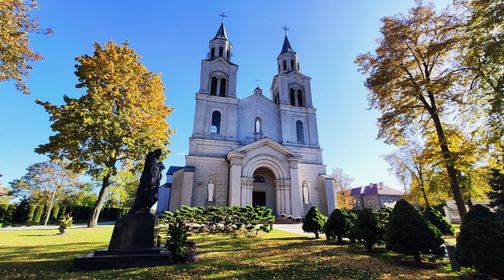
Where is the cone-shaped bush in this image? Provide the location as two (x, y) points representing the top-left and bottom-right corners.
(324, 209), (352, 243)
(424, 207), (454, 236)
(385, 199), (443, 263)
(352, 209), (383, 252)
(302, 207), (327, 238)
(33, 205), (44, 224)
(457, 205), (504, 278)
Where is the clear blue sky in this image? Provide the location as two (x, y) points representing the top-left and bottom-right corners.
(0, 0), (450, 190)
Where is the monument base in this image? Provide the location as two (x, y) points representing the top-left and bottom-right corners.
(73, 248), (171, 271)
(73, 212), (170, 271)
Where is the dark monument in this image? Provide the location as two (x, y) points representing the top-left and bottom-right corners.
(74, 149), (171, 271)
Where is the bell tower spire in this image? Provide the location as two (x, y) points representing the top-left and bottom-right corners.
(209, 14), (232, 61)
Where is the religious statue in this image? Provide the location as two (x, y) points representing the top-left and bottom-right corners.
(207, 179), (215, 202)
(255, 118), (261, 133)
(131, 149), (165, 213)
(302, 182), (310, 204)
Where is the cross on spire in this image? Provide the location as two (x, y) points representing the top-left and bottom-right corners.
(219, 12), (227, 22)
(255, 79), (261, 87)
(282, 26), (290, 35)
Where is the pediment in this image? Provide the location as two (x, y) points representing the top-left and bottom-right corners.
(227, 137), (302, 159)
(239, 93), (277, 113)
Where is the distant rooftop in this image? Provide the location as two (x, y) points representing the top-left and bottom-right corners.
(350, 182), (404, 196)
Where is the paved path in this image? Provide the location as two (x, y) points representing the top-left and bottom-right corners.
(0, 221), (115, 232)
(273, 223), (325, 238)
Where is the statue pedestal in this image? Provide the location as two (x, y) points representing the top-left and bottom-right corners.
(73, 213), (171, 271)
(109, 213), (156, 250)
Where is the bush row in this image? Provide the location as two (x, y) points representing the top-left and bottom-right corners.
(0, 201), (128, 227)
(160, 205), (276, 236)
(303, 200), (451, 263)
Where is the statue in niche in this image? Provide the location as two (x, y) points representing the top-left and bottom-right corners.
(131, 149), (165, 213)
(302, 182), (310, 204)
(207, 179), (215, 202)
(255, 118), (261, 133)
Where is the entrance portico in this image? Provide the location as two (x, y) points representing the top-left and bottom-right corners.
(226, 138), (303, 216)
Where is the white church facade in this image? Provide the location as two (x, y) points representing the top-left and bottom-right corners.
(162, 22), (337, 217)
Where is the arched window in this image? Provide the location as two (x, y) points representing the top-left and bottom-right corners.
(219, 78), (226, 97)
(290, 59), (295, 69)
(296, 120), (305, 144)
(274, 92), (279, 105)
(290, 89), (296, 106)
(226, 49), (230, 59)
(210, 47), (215, 58)
(283, 60), (287, 70)
(253, 174), (267, 183)
(218, 47), (223, 57)
(254, 117), (262, 133)
(210, 77), (218, 95)
(297, 62), (300, 71)
(297, 90), (304, 107)
(211, 111), (221, 134)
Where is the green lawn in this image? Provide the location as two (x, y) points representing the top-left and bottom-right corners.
(0, 226), (459, 279)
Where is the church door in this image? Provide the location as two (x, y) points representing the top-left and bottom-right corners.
(252, 191), (266, 207)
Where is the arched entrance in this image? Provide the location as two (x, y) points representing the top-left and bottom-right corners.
(252, 167), (276, 213)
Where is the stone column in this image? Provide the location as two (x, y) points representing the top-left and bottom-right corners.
(241, 177), (253, 206)
(275, 179), (291, 216)
(228, 155), (243, 206)
(288, 159), (302, 217)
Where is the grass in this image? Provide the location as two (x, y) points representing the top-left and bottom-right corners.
(0, 226), (461, 279)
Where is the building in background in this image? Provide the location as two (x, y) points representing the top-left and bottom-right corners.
(350, 182), (404, 210)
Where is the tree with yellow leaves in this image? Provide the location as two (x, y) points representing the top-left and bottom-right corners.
(355, 2), (470, 219)
(36, 41), (173, 227)
(0, 0), (52, 94)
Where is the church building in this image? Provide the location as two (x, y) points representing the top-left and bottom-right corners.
(163, 21), (337, 217)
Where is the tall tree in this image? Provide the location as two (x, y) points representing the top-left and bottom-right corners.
(0, 0), (52, 94)
(331, 168), (356, 209)
(9, 160), (79, 225)
(36, 41), (173, 227)
(105, 164), (139, 208)
(384, 142), (431, 207)
(355, 3), (469, 219)
(459, 0), (503, 149)
(488, 169), (504, 216)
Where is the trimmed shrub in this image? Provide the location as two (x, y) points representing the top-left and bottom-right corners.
(424, 207), (454, 236)
(51, 204), (60, 223)
(324, 209), (352, 244)
(13, 199), (29, 224)
(3, 205), (16, 226)
(352, 209), (383, 252)
(377, 207), (393, 227)
(385, 199), (443, 263)
(26, 203), (37, 223)
(456, 205), (504, 278)
(302, 207), (327, 239)
(33, 205), (45, 224)
(0, 204), (10, 226)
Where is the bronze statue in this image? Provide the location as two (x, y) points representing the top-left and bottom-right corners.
(131, 149), (165, 213)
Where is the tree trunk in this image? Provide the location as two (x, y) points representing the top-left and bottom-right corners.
(413, 251), (422, 264)
(87, 174), (111, 228)
(430, 112), (467, 220)
(315, 231), (319, 239)
(419, 184), (430, 208)
(44, 185), (58, 226)
(337, 235), (343, 244)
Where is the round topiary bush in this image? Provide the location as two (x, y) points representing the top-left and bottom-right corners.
(456, 204), (504, 278)
(302, 207), (327, 239)
(324, 209), (352, 244)
(384, 199), (443, 263)
(352, 208), (383, 252)
(424, 207), (454, 236)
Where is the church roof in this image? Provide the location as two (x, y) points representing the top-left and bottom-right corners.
(279, 35), (296, 55)
(213, 22), (228, 40)
(350, 183), (404, 197)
